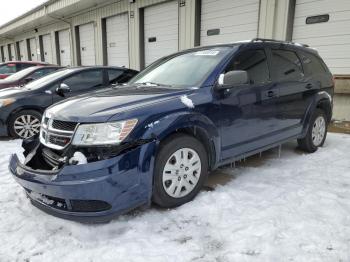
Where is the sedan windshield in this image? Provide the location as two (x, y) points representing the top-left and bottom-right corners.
(24, 68), (75, 90)
(129, 47), (233, 88)
(0, 64), (16, 74)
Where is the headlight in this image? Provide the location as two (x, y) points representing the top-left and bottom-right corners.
(72, 119), (138, 146)
(0, 98), (15, 108)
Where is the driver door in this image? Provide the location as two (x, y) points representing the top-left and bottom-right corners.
(217, 48), (280, 160)
(52, 69), (105, 102)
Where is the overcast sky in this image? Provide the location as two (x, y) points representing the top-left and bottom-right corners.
(0, 0), (48, 27)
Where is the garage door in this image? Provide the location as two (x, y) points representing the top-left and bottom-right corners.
(200, 0), (260, 46)
(3, 46), (9, 61)
(292, 0), (350, 75)
(29, 38), (38, 61)
(144, 1), (179, 67)
(79, 23), (96, 66)
(18, 41), (26, 61)
(106, 13), (129, 67)
(9, 44), (16, 61)
(42, 34), (53, 63)
(58, 29), (72, 66)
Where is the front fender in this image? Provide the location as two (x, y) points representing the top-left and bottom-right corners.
(140, 111), (221, 168)
(300, 91), (333, 138)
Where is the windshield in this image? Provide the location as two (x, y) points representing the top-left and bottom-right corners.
(24, 68), (75, 90)
(0, 64), (16, 74)
(5, 67), (38, 81)
(129, 47), (233, 88)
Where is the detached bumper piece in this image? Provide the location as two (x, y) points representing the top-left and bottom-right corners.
(9, 141), (157, 222)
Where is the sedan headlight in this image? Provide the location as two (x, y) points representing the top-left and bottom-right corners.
(0, 98), (15, 108)
(72, 119), (138, 146)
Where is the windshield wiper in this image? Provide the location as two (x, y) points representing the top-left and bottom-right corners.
(136, 82), (173, 88)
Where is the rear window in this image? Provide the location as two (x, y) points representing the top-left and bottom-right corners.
(271, 49), (303, 81)
(298, 51), (327, 75)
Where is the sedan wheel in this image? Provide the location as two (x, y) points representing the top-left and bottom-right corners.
(12, 114), (41, 139)
(162, 148), (202, 198)
(311, 116), (326, 147)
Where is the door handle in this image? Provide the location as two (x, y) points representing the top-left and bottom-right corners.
(267, 90), (276, 97)
(305, 83), (313, 89)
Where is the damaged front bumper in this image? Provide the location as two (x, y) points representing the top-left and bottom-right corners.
(9, 141), (157, 222)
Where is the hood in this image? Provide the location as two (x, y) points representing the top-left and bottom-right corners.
(0, 74), (9, 79)
(46, 85), (192, 123)
(0, 80), (20, 89)
(0, 87), (30, 98)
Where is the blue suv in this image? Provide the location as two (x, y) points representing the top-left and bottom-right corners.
(10, 39), (334, 222)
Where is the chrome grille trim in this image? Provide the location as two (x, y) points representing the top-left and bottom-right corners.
(40, 118), (79, 150)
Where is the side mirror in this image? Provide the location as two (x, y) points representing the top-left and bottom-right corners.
(56, 83), (71, 96)
(217, 70), (249, 89)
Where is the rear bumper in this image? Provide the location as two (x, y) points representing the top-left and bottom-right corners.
(9, 141), (156, 222)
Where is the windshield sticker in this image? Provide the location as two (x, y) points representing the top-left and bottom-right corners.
(194, 50), (220, 56)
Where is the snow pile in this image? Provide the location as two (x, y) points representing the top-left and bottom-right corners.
(181, 95), (194, 108)
(0, 134), (350, 261)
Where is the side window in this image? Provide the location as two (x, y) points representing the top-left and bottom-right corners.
(228, 49), (270, 85)
(271, 49), (303, 81)
(62, 70), (103, 92)
(298, 51), (327, 75)
(107, 69), (124, 84)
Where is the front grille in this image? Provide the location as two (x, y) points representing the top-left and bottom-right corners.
(52, 120), (77, 131)
(48, 135), (71, 147)
(26, 189), (111, 213)
(70, 200), (111, 212)
(40, 118), (78, 150)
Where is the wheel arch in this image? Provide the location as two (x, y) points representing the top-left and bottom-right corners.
(301, 91), (332, 138)
(141, 111), (221, 171)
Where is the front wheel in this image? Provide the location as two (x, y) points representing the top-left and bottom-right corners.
(152, 134), (208, 208)
(8, 110), (42, 139)
(298, 109), (328, 153)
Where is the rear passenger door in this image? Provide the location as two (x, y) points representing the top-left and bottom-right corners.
(269, 48), (311, 137)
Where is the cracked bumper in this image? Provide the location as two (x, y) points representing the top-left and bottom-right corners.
(9, 141), (156, 222)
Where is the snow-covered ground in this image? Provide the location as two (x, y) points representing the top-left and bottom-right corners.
(0, 133), (350, 262)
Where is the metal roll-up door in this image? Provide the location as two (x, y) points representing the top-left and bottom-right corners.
(29, 38), (38, 61)
(200, 0), (260, 46)
(3, 46), (9, 61)
(106, 13), (129, 67)
(79, 23), (96, 66)
(58, 29), (72, 66)
(9, 44), (16, 61)
(42, 34), (53, 63)
(144, 1), (179, 67)
(19, 41), (26, 61)
(292, 0), (350, 75)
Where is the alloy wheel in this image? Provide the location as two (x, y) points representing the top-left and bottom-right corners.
(13, 115), (41, 139)
(311, 116), (326, 147)
(162, 148), (202, 198)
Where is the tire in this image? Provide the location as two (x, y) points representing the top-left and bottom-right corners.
(8, 110), (42, 139)
(152, 134), (208, 208)
(298, 108), (328, 153)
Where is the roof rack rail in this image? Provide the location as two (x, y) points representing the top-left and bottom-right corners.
(251, 38), (309, 47)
